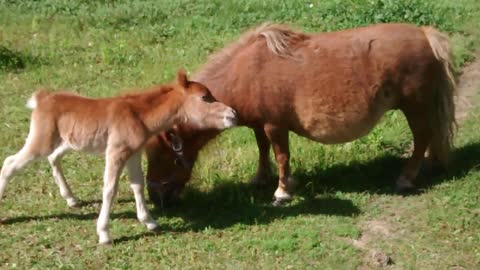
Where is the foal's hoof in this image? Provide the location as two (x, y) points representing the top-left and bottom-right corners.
(67, 198), (82, 208)
(146, 222), (160, 232)
(98, 240), (113, 247)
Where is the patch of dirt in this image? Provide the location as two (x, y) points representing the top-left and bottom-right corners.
(352, 220), (392, 250)
(351, 219), (396, 269)
(456, 53), (480, 121)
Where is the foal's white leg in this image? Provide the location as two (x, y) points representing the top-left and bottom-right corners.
(47, 143), (79, 207)
(0, 120), (49, 199)
(126, 152), (159, 231)
(0, 148), (40, 199)
(96, 151), (124, 245)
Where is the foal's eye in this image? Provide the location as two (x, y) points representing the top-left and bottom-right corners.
(202, 95), (214, 103)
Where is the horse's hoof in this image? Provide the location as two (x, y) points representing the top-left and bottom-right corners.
(273, 187), (293, 206)
(249, 174), (271, 187)
(286, 176), (298, 190)
(272, 196), (292, 207)
(394, 176), (419, 195)
(394, 184), (419, 195)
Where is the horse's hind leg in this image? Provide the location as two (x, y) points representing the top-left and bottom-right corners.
(47, 143), (79, 207)
(396, 110), (432, 192)
(250, 128), (273, 186)
(264, 124), (296, 206)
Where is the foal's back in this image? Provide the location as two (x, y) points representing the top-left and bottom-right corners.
(29, 90), (155, 154)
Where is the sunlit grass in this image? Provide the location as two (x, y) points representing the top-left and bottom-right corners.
(0, 0), (479, 268)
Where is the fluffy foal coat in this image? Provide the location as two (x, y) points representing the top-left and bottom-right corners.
(0, 70), (237, 244)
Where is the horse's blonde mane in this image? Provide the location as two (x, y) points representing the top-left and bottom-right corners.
(193, 23), (309, 81)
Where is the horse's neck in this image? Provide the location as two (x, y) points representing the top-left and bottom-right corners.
(133, 89), (184, 134)
(186, 128), (222, 158)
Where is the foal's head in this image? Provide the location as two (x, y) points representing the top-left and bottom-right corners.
(146, 70), (237, 206)
(176, 70), (237, 130)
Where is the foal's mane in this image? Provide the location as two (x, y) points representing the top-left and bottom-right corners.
(193, 23), (309, 81)
(120, 84), (176, 101)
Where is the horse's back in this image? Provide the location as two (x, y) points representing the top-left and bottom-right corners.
(234, 24), (436, 142)
(292, 24), (437, 142)
(206, 23), (440, 143)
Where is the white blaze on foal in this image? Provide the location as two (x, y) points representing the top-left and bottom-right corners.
(0, 70), (237, 244)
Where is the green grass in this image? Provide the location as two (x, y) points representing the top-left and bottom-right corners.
(1, 0), (480, 268)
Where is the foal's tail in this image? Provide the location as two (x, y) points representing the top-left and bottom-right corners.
(422, 26), (457, 167)
(26, 89), (50, 110)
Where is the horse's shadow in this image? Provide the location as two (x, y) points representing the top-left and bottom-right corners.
(2, 142), (479, 245)
(113, 193), (359, 244)
(292, 141), (480, 196)
(142, 141), (480, 239)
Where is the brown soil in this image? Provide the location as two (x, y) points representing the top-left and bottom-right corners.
(456, 53), (480, 121)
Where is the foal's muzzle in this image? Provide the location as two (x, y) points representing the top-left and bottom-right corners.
(222, 108), (238, 128)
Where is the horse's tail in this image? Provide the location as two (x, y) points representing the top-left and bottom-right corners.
(422, 26), (457, 167)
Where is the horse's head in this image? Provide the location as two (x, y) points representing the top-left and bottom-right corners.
(146, 123), (221, 207)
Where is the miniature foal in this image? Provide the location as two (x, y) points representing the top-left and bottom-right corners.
(0, 70), (237, 244)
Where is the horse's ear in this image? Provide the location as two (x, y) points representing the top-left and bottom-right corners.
(177, 69), (189, 89)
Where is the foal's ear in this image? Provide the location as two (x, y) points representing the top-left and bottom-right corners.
(177, 69), (189, 89)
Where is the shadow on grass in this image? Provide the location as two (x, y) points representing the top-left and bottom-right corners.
(1, 185), (360, 245)
(114, 194), (359, 244)
(1, 182), (359, 245)
(101, 142), (480, 244)
(1, 197), (135, 225)
(0, 46), (47, 72)
(4, 143), (477, 244)
(293, 141), (480, 196)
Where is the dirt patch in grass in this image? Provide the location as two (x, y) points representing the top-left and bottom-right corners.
(456, 52), (480, 121)
(352, 220), (395, 269)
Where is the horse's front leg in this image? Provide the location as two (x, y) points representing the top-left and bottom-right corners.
(249, 127), (273, 186)
(264, 124), (296, 206)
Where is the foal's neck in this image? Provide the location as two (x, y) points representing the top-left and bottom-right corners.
(127, 85), (185, 134)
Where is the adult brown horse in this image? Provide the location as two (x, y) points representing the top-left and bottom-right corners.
(146, 23), (456, 206)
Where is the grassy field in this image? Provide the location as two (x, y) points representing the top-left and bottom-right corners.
(1, 0), (480, 269)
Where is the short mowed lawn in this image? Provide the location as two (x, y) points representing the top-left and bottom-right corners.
(1, 0), (479, 269)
